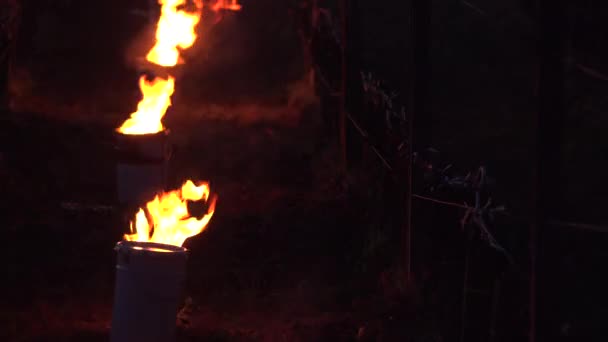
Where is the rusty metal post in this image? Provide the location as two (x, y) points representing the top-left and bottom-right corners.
(0, 17), (8, 110)
(1, 0), (19, 110)
(533, 0), (566, 341)
(338, 0), (348, 172)
(412, 0), (432, 151)
(403, 119), (413, 285)
(403, 0), (431, 286)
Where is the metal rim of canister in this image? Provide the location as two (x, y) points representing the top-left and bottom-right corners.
(115, 130), (172, 161)
(115, 240), (188, 254)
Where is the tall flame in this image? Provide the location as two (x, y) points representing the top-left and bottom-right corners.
(117, 0), (242, 135)
(117, 0), (204, 135)
(125, 180), (218, 247)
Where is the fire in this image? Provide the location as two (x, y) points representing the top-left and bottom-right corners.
(146, 0), (204, 67)
(117, 0), (242, 135)
(117, 76), (175, 135)
(118, 0), (204, 135)
(125, 180), (218, 247)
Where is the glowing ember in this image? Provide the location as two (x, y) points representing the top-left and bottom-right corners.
(146, 0), (204, 67)
(117, 76), (175, 135)
(125, 180), (217, 247)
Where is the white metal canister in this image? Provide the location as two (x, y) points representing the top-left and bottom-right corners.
(115, 130), (171, 206)
(110, 240), (188, 342)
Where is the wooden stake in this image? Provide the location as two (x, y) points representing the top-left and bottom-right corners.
(534, 1), (567, 341)
(339, 0), (348, 173)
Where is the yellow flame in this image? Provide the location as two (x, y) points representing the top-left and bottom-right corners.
(117, 0), (242, 135)
(125, 180), (218, 247)
(117, 76), (175, 135)
(117, 0), (204, 135)
(146, 0), (204, 67)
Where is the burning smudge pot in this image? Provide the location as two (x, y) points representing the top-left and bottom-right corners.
(115, 129), (171, 206)
(111, 240), (188, 342)
(110, 180), (216, 342)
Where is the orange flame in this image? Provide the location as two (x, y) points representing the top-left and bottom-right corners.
(117, 0), (242, 135)
(146, 0), (204, 67)
(118, 0), (204, 135)
(125, 180), (218, 247)
(213, 0), (242, 11)
(117, 76), (175, 135)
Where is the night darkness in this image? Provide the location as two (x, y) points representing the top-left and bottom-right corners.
(1, 0), (607, 341)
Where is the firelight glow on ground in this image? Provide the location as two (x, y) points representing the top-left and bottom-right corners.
(124, 180), (217, 247)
